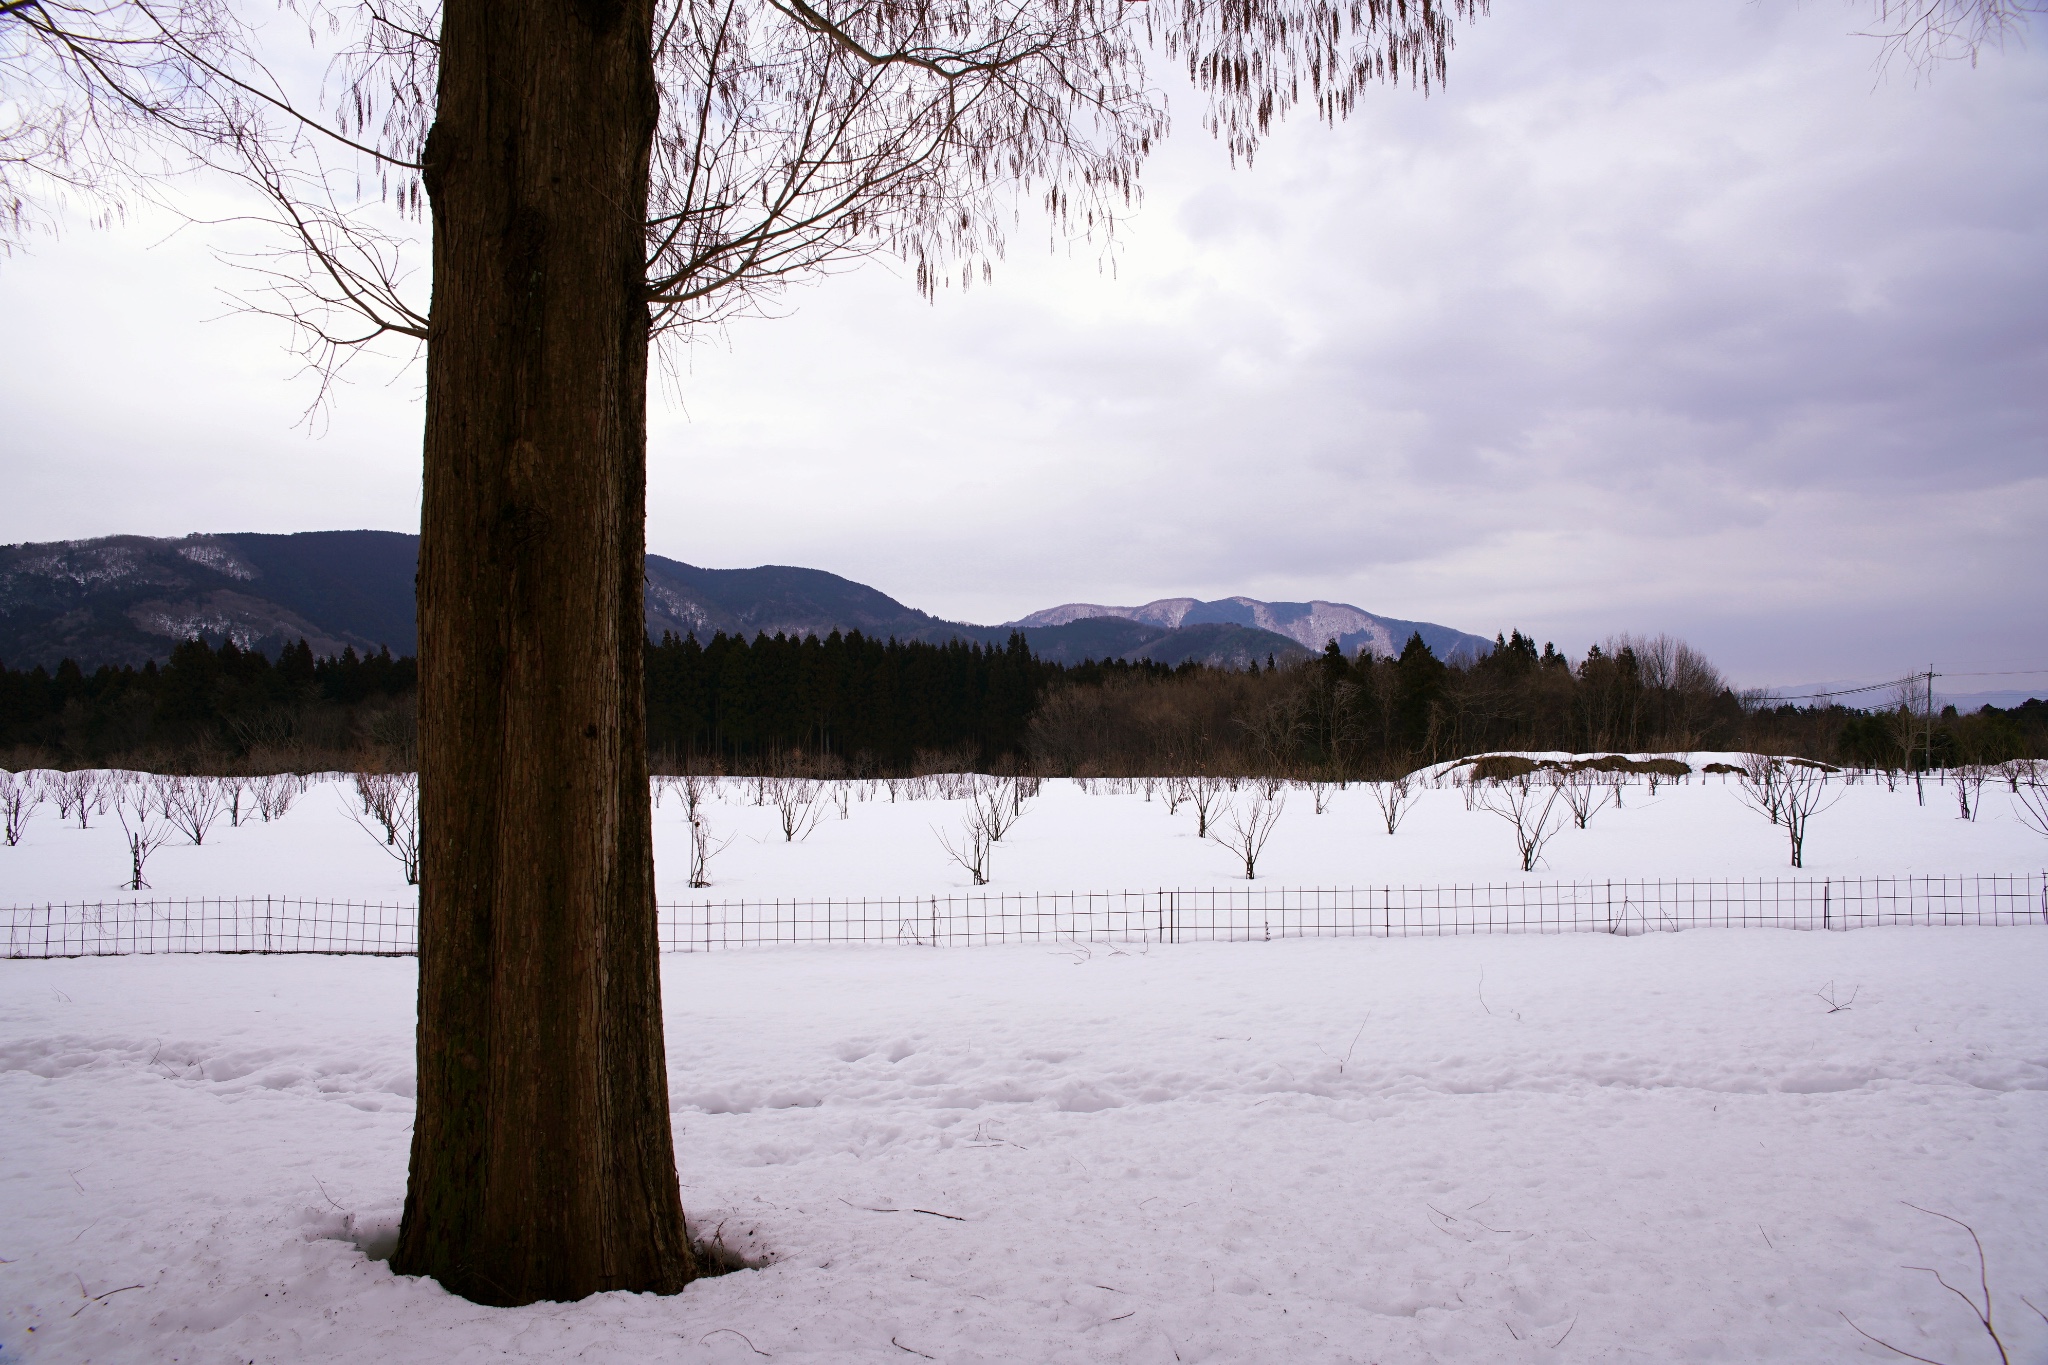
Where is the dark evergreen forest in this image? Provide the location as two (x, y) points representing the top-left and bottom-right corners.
(1, 629), (2040, 775)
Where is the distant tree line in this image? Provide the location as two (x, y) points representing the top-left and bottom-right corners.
(1, 629), (2040, 775)
(646, 629), (1059, 772)
(0, 638), (416, 770)
(1026, 631), (2048, 779)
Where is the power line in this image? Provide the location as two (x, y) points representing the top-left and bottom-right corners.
(1753, 665), (2048, 705)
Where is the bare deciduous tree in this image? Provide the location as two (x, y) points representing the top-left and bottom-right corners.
(768, 775), (826, 842)
(1368, 773), (1417, 835)
(0, 769), (43, 845)
(347, 771), (421, 883)
(1559, 767), (1609, 829)
(934, 812), (992, 885)
(1777, 762), (1841, 869)
(157, 773), (227, 845)
(113, 778), (173, 888)
(1210, 791), (1285, 880)
(688, 810), (734, 887)
(1187, 775), (1226, 839)
(252, 772), (304, 821)
(2008, 774), (2048, 841)
(974, 773), (1029, 842)
(1477, 775), (1566, 873)
(1954, 763), (1986, 822)
(1736, 752), (1786, 828)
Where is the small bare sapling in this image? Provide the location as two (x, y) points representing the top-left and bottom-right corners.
(1736, 752), (1784, 826)
(114, 781), (174, 890)
(768, 776), (826, 842)
(253, 772), (304, 821)
(973, 774), (1029, 842)
(677, 772), (716, 822)
(1210, 791), (1286, 880)
(934, 815), (992, 886)
(155, 775), (228, 845)
(1477, 776), (1566, 873)
(1369, 775), (1417, 835)
(1560, 768), (1610, 829)
(1776, 762), (1841, 870)
(1994, 757), (2038, 794)
(51, 769), (97, 826)
(0, 770), (43, 846)
(1954, 764), (1987, 822)
(221, 775), (252, 826)
(1187, 776), (1225, 838)
(1162, 776), (1189, 816)
(2010, 776), (2048, 840)
(346, 772), (421, 883)
(688, 813), (734, 888)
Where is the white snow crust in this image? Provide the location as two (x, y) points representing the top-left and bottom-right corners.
(2, 930), (2045, 1363)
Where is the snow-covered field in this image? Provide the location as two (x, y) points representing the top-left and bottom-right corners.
(3, 758), (2044, 1362)
(3, 760), (2043, 906)
(3, 930), (2045, 1363)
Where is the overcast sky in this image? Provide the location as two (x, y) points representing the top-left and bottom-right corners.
(2, 0), (2043, 688)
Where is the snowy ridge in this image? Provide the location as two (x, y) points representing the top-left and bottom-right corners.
(1007, 595), (1492, 660)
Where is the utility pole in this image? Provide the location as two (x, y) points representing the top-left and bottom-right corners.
(1913, 665), (1939, 805)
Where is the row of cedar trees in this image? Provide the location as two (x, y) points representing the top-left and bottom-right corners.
(2, 628), (2042, 776)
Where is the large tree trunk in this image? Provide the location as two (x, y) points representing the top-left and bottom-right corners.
(392, 0), (694, 1305)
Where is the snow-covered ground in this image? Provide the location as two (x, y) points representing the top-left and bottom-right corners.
(3, 929), (2045, 1363)
(2, 760), (2043, 907)
(3, 759), (2043, 1361)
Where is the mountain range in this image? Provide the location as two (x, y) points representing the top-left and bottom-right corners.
(0, 531), (1491, 672)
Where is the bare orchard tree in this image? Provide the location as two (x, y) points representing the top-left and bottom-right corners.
(2011, 773), (2048, 840)
(1735, 752), (1785, 827)
(973, 773), (1029, 842)
(934, 811), (992, 885)
(1559, 766), (1610, 830)
(156, 773), (228, 844)
(1163, 775), (1191, 816)
(1210, 790), (1286, 880)
(49, 768), (91, 826)
(0, 769), (42, 845)
(218, 774), (249, 826)
(347, 771), (422, 883)
(1776, 763), (1841, 869)
(1476, 775), (1566, 873)
(1368, 773), (1418, 835)
(768, 775), (826, 842)
(113, 777), (174, 889)
(687, 810), (734, 887)
(1187, 775), (1227, 839)
(682, 771), (718, 823)
(1954, 763), (1987, 822)
(252, 772), (304, 822)
(1995, 757), (2040, 793)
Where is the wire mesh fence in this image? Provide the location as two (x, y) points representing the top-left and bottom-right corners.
(2, 896), (420, 958)
(5, 874), (2044, 959)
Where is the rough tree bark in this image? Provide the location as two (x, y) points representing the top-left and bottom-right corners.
(391, 0), (695, 1304)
